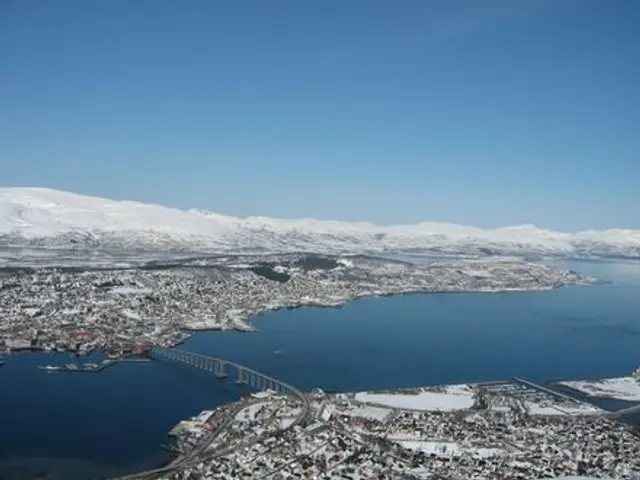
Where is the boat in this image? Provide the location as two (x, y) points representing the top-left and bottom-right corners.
(38, 365), (61, 372)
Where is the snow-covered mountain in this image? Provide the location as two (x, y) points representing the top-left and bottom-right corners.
(1, 187), (639, 260)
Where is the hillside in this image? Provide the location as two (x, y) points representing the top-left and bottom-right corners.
(1, 187), (639, 261)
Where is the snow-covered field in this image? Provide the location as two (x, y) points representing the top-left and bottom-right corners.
(525, 401), (604, 416)
(354, 385), (475, 412)
(559, 377), (640, 402)
(234, 402), (267, 422)
(1, 187), (639, 258)
(397, 440), (504, 459)
(339, 405), (391, 422)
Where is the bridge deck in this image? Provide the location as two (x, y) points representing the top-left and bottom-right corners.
(116, 348), (310, 480)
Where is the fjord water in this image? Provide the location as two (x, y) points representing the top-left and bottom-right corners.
(1, 260), (639, 479)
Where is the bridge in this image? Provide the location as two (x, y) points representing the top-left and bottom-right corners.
(150, 348), (305, 399)
(114, 348), (309, 480)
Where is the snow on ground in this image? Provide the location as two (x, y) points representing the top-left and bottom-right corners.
(1, 187), (640, 257)
(278, 407), (302, 429)
(108, 286), (152, 295)
(556, 477), (612, 480)
(234, 402), (267, 422)
(525, 401), (604, 416)
(397, 441), (504, 459)
(552, 403), (604, 415)
(399, 441), (462, 458)
(340, 405), (391, 422)
(560, 377), (640, 402)
(354, 385), (475, 412)
(279, 417), (296, 429)
(120, 308), (142, 320)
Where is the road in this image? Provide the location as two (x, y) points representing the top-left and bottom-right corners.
(113, 401), (248, 480)
(116, 393), (310, 480)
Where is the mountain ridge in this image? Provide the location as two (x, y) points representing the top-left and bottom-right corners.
(1, 187), (639, 259)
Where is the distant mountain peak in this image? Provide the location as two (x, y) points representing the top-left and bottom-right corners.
(0, 187), (639, 259)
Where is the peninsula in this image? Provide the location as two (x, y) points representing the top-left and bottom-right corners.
(0, 254), (595, 356)
(128, 362), (640, 480)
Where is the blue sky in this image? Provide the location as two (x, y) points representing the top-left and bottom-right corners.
(1, 0), (638, 231)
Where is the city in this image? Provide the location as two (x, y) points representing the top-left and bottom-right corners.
(0, 255), (595, 357)
(2, 1), (640, 478)
(141, 361), (640, 480)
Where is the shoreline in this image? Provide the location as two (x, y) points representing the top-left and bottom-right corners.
(2, 281), (595, 358)
(0, 255), (599, 356)
(177, 281), (591, 335)
(3, 350), (638, 479)
(121, 375), (640, 479)
(0, 256), (634, 480)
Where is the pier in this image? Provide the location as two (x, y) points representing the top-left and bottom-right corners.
(39, 357), (150, 373)
(513, 377), (582, 403)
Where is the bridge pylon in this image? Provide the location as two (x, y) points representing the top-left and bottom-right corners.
(236, 368), (247, 385)
(215, 360), (228, 379)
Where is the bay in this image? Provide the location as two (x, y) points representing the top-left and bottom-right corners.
(0, 259), (639, 479)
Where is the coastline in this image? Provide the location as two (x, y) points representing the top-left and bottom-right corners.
(0, 254), (599, 357)
(2, 271), (638, 480)
(180, 281), (591, 333)
(120, 373), (640, 480)
(2, 279), (596, 358)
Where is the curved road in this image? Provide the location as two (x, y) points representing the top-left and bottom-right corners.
(114, 350), (310, 480)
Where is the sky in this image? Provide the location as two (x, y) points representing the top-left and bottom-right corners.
(1, 0), (639, 231)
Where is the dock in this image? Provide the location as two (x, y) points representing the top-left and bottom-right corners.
(39, 360), (115, 373)
(513, 377), (581, 403)
(38, 356), (150, 373)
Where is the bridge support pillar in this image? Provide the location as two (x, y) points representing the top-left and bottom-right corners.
(152, 349), (305, 414)
(236, 368), (247, 384)
(215, 360), (228, 379)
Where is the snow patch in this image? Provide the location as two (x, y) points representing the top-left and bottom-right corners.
(340, 405), (391, 422)
(560, 377), (640, 402)
(354, 385), (475, 412)
(108, 286), (152, 296)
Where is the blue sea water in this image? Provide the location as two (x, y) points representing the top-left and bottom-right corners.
(0, 259), (639, 479)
